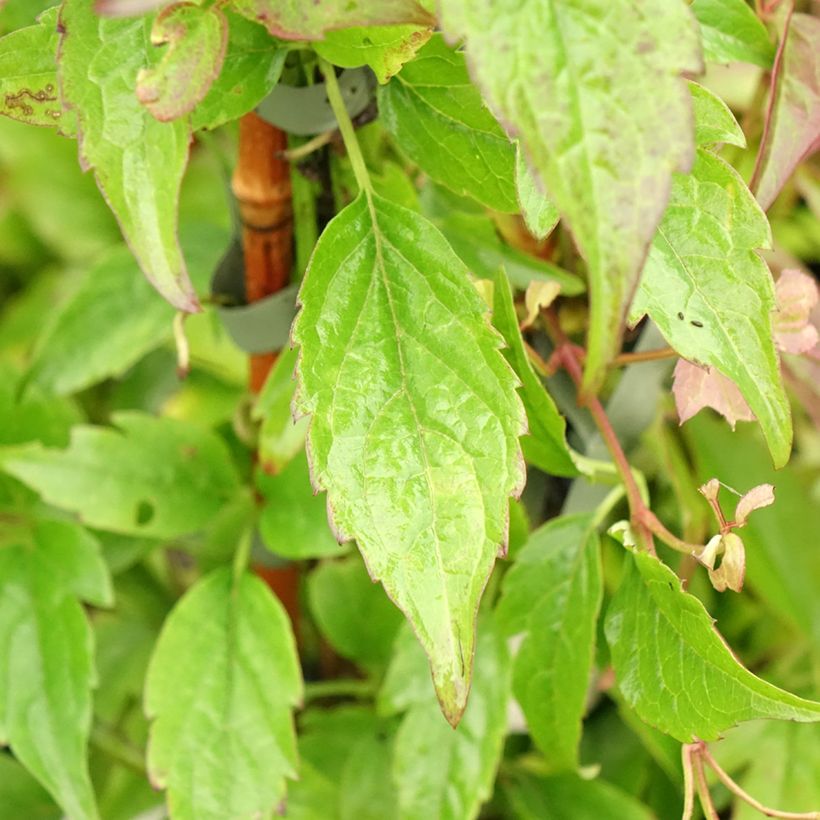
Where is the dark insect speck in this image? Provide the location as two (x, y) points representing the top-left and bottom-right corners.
(691, 320), (704, 328)
(677, 312), (684, 320)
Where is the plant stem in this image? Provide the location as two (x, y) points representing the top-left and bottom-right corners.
(303, 678), (377, 703)
(282, 129), (335, 161)
(701, 746), (820, 819)
(91, 724), (146, 775)
(681, 744), (696, 820)
(692, 750), (720, 820)
(611, 347), (677, 366)
(318, 57), (372, 194)
(232, 526), (253, 587)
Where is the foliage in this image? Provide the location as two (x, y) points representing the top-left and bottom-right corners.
(0, 1), (818, 818)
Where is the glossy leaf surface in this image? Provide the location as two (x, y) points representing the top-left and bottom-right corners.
(379, 35), (517, 211)
(0, 413), (240, 538)
(497, 515), (602, 770)
(630, 149), (791, 467)
(751, 12), (820, 211)
(0, 518), (111, 820)
(380, 619), (510, 820)
(145, 568), (301, 819)
(691, 0), (775, 68)
(605, 551), (820, 742)
(59, 0), (197, 311)
(441, 0), (702, 391)
(293, 191), (525, 723)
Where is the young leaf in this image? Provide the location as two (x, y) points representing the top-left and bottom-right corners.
(379, 35), (517, 212)
(605, 551), (820, 742)
(0, 7), (75, 135)
(734, 483), (775, 527)
(496, 515), (602, 771)
(689, 81), (746, 148)
(773, 269), (819, 355)
(0, 518), (111, 820)
(136, 2), (228, 122)
(58, 0), (198, 311)
(26, 224), (229, 396)
(490, 267), (577, 477)
(315, 24), (432, 85)
(672, 359), (754, 429)
(0, 412), (240, 538)
(751, 12), (820, 211)
(191, 11), (287, 132)
(380, 618), (511, 820)
(145, 568), (302, 819)
(230, 0), (433, 40)
(293, 191), (525, 724)
(691, 0), (775, 68)
(308, 554), (404, 669)
(440, 0), (703, 391)
(257, 451), (348, 560)
(630, 149), (791, 468)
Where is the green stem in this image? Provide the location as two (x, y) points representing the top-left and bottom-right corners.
(232, 525), (253, 587)
(318, 57), (372, 194)
(91, 724), (146, 775)
(303, 678), (377, 703)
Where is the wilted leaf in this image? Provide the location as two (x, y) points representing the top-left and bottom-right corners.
(773, 269), (819, 355)
(734, 483), (775, 527)
(521, 280), (560, 330)
(315, 24), (431, 84)
(751, 12), (820, 211)
(496, 515), (602, 770)
(0, 7), (75, 135)
(691, 0), (775, 68)
(378, 36), (518, 212)
(146, 568), (301, 819)
(293, 191), (525, 723)
(441, 0), (702, 392)
(231, 0), (433, 40)
(700, 531), (746, 592)
(631, 149), (791, 467)
(605, 551), (820, 741)
(0, 517), (111, 819)
(136, 2), (228, 122)
(59, 0), (198, 311)
(0, 412), (240, 538)
(672, 359), (755, 429)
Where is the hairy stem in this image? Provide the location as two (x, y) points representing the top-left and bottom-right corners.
(611, 346), (677, 366)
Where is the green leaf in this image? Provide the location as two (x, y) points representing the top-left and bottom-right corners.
(230, 0), (433, 40)
(751, 12), (820, 211)
(58, 0), (198, 311)
(0, 756), (60, 820)
(0, 7), (75, 135)
(191, 11), (286, 131)
(293, 191), (525, 723)
(691, 0), (775, 68)
(420, 186), (584, 294)
(516, 146), (559, 239)
(503, 772), (653, 820)
(689, 80), (746, 147)
(0, 412), (240, 538)
(308, 554), (403, 669)
(0, 517), (112, 820)
(145, 568), (302, 820)
(253, 345), (308, 473)
(629, 148), (791, 467)
(257, 451), (348, 560)
(379, 35), (518, 212)
(315, 24), (431, 84)
(26, 223), (230, 396)
(604, 551), (820, 742)
(136, 3), (228, 122)
(497, 515), (602, 770)
(490, 268), (576, 476)
(441, 0), (702, 391)
(381, 617), (510, 820)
